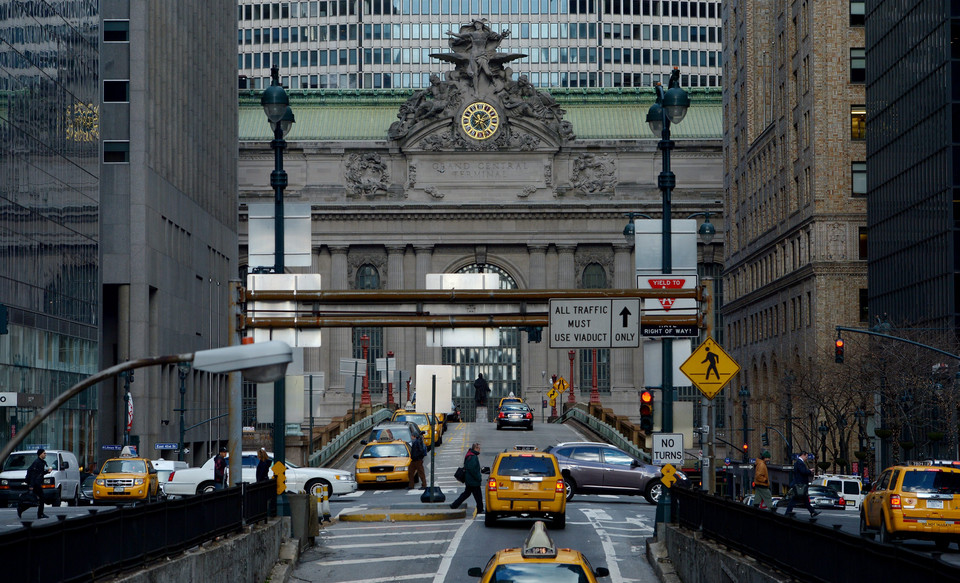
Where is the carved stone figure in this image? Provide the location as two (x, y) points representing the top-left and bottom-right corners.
(344, 152), (390, 196)
(570, 153), (617, 194)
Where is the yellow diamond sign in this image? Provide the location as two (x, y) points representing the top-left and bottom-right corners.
(660, 463), (677, 488)
(679, 338), (740, 400)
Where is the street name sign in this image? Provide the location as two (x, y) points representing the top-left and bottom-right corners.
(679, 338), (741, 400)
(549, 299), (640, 348)
(155, 443), (179, 450)
(652, 433), (684, 467)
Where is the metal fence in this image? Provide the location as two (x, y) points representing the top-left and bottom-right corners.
(0, 479), (276, 583)
(555, 405), (652, 462)
(672, 487), (959, 582)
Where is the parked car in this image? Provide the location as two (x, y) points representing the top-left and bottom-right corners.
(774, 485), (846, 510)
(163, 450), (357, 498)
(860, 463), (960, 549)
(79, 474), (96, 506)
(543, 442), (688, 504)
(811, 474), (863, 508)
(495, 402), (534, 430)
(0, 449), (82, 507)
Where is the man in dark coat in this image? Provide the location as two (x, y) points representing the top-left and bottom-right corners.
(25, 448), (50, 519)
(407, 432), (427, 489)
(784, 452), (820, 517)
(474, 374), (490, 407)
(214, 446), (228, 489)
(449, 442), (484, 513)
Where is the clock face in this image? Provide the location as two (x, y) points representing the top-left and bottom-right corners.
(460, 102), (500, 140)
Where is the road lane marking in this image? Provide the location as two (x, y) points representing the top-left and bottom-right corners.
(338, 575), (431, 583)
(309, 554), (444, 567)
(432, 509), (475, 583)
(580, 508), (625, 583)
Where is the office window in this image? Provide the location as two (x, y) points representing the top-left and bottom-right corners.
(355, 264), (381, 289)
(850, 1), (864, 26)
(850, 48), (865, 83)
(852, 162), (866, 195)
(851, 106), (866, 140)
(103, 141), (130, 164)
(103, 20), (129, 42)
(859, 289), (868, 322)
(103, 81), (129, 102)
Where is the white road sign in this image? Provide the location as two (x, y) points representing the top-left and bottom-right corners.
(549, 299), (640, 349)
(0, 392), (16, 406)
(651, 432), (684, 467)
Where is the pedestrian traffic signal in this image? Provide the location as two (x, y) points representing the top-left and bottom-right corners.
(639, 390), (654, 433)
(761, 432), (770, 446)
(834, 338), (844, 363)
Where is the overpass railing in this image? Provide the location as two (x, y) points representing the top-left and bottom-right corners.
(308, 407), (392, 467)
(557, 405), (651, 463)
(1, 479), (276, 583)
(672, 487), (959, 582)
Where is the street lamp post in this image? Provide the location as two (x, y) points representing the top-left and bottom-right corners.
(386, 350), (395, 407)
(644, 67), (689, 432)
(819, 422), (829, 472)
(360, 335), (371, 406)
(260, 64), (295, 468)
(177, 363), (190, 462)
(567, 350), (576, 405)
(739, 386), (750, 462)
(589, 349), (600, 404)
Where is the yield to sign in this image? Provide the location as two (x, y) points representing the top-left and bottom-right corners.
(647, 278), (685, 310)
(637, 275), (698, 314)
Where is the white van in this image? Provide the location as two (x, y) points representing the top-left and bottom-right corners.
(151, 459), (189, 498)
(812, 474), (864, 508)
(0, 449), (82, 506)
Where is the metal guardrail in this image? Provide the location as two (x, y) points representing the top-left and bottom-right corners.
(672, 487), (959, 582)
(1, 479), (276, 583)
(308, 408), (392, 467)
(557, 405), (651, 463)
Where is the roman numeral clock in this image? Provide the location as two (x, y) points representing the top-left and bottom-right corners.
(460, 101), (501, 140)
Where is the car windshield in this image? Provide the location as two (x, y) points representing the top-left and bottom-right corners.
(496, 456), (557, 477)
(362, 444), (409, 458)
(502, 404), (529, 412)
(101, 460), (146, 473)
(373, 427), (412, 442)
(808, 486), (837, 496)
(491, 563), (591, 582)
(2, 453), (32, 471)
(901, 470), (960, 494)
(395, 414), (429, 425)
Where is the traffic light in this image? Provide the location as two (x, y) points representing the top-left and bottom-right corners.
(272, 461), (287, 494)
(761, 432), (770, 446)
(639, 390), (654, 433)
(742, 443), (749, 459)
(524, 326), (543, 342)
(835, 338), (845, 363)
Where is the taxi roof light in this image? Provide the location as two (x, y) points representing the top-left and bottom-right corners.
(521, 521), (558, 559)
(119, 446), (138, 458)
(514, 445), (538, 451)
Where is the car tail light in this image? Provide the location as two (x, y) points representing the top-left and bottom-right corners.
(168, 472), (175, 481)
(555, 480), (565, 493)
(487, 478), (498, 492)
(890, 494), (901, 509)
(839, 497), (845, 506)
(525, 412), (533, 419)
(498, 412), (505, 419)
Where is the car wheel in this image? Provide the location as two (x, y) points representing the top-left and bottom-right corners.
(645, 481), (663, 505)
(53, 486), (62, 507)
(496, 423), (502, 430)
(69, 486), (80, 507)
(484, 512), (496, 527)
(551, 512), (566, 530)
(564, 478), (576, 502)
(858, 512), (870, 536)
(935, 537), (951, 551)
(307, 478), (332, 500)
(879, 519), (894, 544)
(197, 482), (217, 494)
(526, 423), (533, 431)
(437, 435), (443, 446)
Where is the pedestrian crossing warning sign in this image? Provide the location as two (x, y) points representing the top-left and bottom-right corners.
(679, 338), (740, 400)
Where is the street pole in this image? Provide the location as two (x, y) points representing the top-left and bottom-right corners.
(740, 386), (750, 462)
(360, 335), (371, 406)
(386, 350), (394, 407)
(589, 348), (600, 404)
(567, 350), (576, 405)
(177, 363), (190, 462)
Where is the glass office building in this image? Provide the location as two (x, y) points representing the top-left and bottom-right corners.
(237, 0), (723, 90)
(0, 2), (100, 463)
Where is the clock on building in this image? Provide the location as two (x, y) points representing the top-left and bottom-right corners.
(460, 101), (500, 140)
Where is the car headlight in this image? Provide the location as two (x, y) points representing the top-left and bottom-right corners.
(96, 479), (105, 486)
(0, 479), (7, 486)
(397, 466), (408, 472)
(134, 478), (144, 485)
(335, 475), (346, 480)
(43, 477), (55, 485)
(357, 468), (369, 473)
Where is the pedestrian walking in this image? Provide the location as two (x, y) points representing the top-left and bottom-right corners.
(256, 448), (271, 482)
(752, 450), (774, 511)
(25, 448), (50, 519)
(474, 373), (490, 407)
(408, 431), (427, 489)
(450, 442), (484, 514)
(214, 446), (228, 489)
(784, 452), (820, 517)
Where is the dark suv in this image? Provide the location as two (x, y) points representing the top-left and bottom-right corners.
(544, 442), (688, 504)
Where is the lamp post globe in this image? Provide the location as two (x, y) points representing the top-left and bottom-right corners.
(261, 65), (289, 123)
(698, 215), (716, 244)
(646, 101), (664, 135)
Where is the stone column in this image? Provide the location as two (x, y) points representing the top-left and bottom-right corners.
(329, 246), (350, 389)
(613, 242), (636, 391)
(527, 245), (548, 398)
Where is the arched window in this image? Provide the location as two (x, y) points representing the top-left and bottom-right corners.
(441, 264), (520, 421)
(355, 264), (380, 289)
(579, 262), (610, 394)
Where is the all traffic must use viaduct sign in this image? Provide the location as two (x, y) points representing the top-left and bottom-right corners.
(549, 299), (640, 349)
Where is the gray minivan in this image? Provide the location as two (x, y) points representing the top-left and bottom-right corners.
(0, 449), (82, 506)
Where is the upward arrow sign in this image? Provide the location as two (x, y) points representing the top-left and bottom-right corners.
(620, 306), (632, 327)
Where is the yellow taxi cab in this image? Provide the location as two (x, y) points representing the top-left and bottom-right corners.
(485, 445), (566, 529)
(353, 438), (412, 487)
(93, 446), (160, 504)
(860, 462), (960, 550)
(467, 520), (610, 582)
(391, 410), (443, 447)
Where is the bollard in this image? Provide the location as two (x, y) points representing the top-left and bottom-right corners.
(320, 484), (332, 522)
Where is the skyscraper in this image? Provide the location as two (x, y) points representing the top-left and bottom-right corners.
(236, 0), (724, 90)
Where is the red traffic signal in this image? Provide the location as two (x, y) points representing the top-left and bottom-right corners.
(835, 338), (845, 363)
(639, 391), (654, 432)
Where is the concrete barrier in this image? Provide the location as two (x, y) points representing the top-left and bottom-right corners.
(655, 524), (792, 583)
